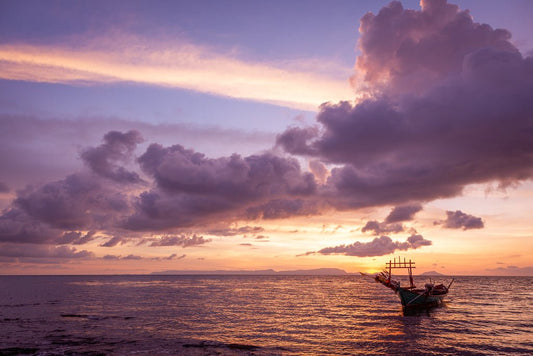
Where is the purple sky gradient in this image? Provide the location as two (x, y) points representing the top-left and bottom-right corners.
(0, 0), (531, 275)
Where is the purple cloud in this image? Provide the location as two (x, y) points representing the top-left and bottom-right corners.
(81, 130), (144, 184)
(12, 173), (131, 232)
(0, 207), (62, 244)
(100, 236), (125, 248)
(208, 226), (265, 237)
(436, 210), (484, 230)
(407, 234), (432, 248)
(354, 0), (517, 95)
(316, 234), (431, 257)
(0, 243), (93, 259)
(103, 253), (183, 261)
(0, 134), (142, 250)
(277, 0), (533, 209)
(147, 234), (210, 247)
(138, 143), (316, 198)
(122, 254), (142, 260)
(57, 231), (97, 245)
(102, 254), (120, 260)
(361, 220), (404, 235)
(170, 254), (186, 260)
(360, 204), (422, 236)
(245, 199), (321, 220)
(385, 204), (423, 223)
(0, 115), (274, 192)
(125, 144), (317, 230)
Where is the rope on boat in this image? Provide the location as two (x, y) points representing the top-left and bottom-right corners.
(406, 290), (427, 306)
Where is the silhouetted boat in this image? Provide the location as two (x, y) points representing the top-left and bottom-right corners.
(374, 258), (453, 309)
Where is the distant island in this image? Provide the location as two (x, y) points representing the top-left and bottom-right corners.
(151, 269), (450, 276)
(151, 268), (351, 276)
(420, 271), (445, 276)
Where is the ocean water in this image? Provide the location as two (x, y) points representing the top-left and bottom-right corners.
(0, 275), (531, 355)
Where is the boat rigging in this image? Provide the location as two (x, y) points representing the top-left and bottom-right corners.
(373, 257), (454, 309)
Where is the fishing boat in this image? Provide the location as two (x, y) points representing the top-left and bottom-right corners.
(374, 258), (453, 309)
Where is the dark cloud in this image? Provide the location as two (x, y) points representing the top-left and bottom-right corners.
(125, 144), (317, 230)
(167, 253), (186, 260)
(103, 254), (120, 260)
(122, 254), (142, 260)
(12, 173), (131, 231)
(0, 115), (274, 191)
(385, 204), (423, 223)
(360, 204), (422, 235)
(81, 130), (144, 184)
(277, 0), (533, 209)
(407, 234), (432, 248)
(276, 126), (319, 156)
(315, 234), (431, 257)
(296, 251), (316, 257)
(435, 210), (484, 230)
(208, 226), (264, 237)
(138, 144), (316, 198)
(0, 207), (62, 244)
(100, 236), (125, 247)
(361, 220), (404, 235)
(0, 135), (139, 251)
(147, 234), (210, 247)
(57, 231), (97, 245)
(104, 253), (185, 261)
(245, 199), (321, 220)
(0, 243), (93, 259)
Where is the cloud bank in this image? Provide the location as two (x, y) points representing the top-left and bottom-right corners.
(277, 0), (533, 210)
(0, 131), (319, 258)
(1, 0), (531, 262)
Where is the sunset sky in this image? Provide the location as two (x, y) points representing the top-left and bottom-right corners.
(1, 0), (532, 275)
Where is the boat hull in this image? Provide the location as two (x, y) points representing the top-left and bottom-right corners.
(396, 287), (446, 309)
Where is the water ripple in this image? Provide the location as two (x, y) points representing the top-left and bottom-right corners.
(0, 275), (531, 355)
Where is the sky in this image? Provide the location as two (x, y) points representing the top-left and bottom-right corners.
(0, 0), (532, 275)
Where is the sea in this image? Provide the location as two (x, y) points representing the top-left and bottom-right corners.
(0, 275), (531, 355)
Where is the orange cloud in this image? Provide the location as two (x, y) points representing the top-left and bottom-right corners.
(0, 34), (355, 111)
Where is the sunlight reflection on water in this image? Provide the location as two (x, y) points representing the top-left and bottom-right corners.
(0, 275), (532, 355)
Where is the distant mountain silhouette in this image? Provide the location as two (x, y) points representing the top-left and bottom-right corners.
(151, 268), (350, 276)
(420, 271), (445, 276)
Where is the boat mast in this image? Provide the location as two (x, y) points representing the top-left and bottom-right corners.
(385, 257), (416, 288)
(407, 258), (414, 289)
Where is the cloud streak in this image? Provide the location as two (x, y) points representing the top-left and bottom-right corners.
(0, 35), (353, 111)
